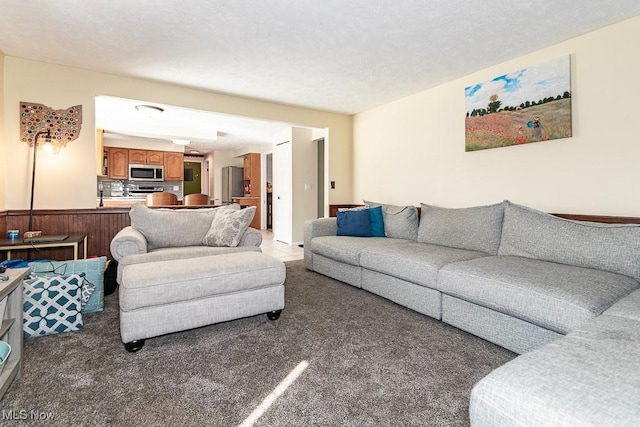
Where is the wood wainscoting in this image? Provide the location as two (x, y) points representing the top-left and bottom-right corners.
(0, 208), (130, 262)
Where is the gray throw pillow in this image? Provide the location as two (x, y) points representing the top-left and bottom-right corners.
(130, 203), (223, 250)
(363, 200), (418, 241)
(418, 202), (505, 254)
(498, 201), (640, 281)
(202, 206), (256, 247)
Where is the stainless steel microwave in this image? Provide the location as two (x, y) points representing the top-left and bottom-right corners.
(129, 164), (164, 181)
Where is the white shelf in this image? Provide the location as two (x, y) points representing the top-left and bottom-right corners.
(0, 268), (28, 399)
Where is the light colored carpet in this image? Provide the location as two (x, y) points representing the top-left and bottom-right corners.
(2, 260), (515, 426)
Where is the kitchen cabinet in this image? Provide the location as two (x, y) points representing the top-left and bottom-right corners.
(243, 153), (261, 197)
(129, 149), (164, 165)
(164, 152), (184, 181)
(234, 197), (261, 230)
(107, 147), (129, 180)
(96, 128), (105, 176)
(243, 154), (251, 180)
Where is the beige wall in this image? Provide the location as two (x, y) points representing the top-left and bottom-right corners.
(292, 127), (317, 243)
(2, 57), (353, 210)
(353, 16), (640, 216)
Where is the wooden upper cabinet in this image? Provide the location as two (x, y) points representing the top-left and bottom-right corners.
(164, 152), (184, 181)
(243, 154), (251, 180)
(128, 149), (163, 165)
(107, 147), (129, 180)
(146, 151), (164, 165)
(243, 153), (261, 197)
(128, 149), (146, 164)
(96, 128), (105, 176)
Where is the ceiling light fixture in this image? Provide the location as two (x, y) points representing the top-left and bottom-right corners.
(172, 139), (190, 145)
(189, 150), (200, 154)
(135, 104), (164, 118)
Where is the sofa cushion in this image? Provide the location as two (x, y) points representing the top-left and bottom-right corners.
(116, 245), (261, 283)
(604, 288), (640, 322)
(130, 204), (222, 250)
(418, 202), (504, 255)
(498, 201), (640, 281)
(310, 235), (408, 266)
(363, 201), (419, 241)
(360, 242), (488, 289)
(470, 314), (640, 426)
(202, 206), (256, 247)
(438, 255), (640, 334)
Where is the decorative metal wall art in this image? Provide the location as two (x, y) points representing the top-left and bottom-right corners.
(20, 102), (82, 147)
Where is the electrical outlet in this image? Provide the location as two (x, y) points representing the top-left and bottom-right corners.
(173, 186), (179, 191)
(330, 181), (336, 189)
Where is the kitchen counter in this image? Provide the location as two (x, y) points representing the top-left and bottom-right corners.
(97, 198), (218, 209)
(98, 197), (146, 207)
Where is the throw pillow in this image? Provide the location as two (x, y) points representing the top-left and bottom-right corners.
(337, 209), (372, 237)
(364, 200), (419, 241)
(202, 206), (256, 247)
(28, 256), (107, 313)
(23, 274), (84, 338)
(368, 205), (385, 237)
(418, 202), (505, 254)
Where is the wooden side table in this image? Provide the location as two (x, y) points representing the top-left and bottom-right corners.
(0, 234), (87, 260)
(0, 267), (28, 399)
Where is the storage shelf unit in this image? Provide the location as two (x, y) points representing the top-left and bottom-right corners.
(0, 268), (28, 399)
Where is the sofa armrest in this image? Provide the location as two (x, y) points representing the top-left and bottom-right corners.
(110, 226), (149, 262)
(238, 227), (263, 247)
(304, 218), (337, 270)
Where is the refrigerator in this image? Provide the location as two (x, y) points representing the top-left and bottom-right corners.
(221, 166), (244, 204)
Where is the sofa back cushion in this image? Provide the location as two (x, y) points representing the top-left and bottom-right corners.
(363, 201), (419, 241)
(498, 201), (640, 281)
(418, 202), (505, 254)
(130, 204), (234, 250)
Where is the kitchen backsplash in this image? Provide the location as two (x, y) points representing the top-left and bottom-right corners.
(98, 180), (184, 199)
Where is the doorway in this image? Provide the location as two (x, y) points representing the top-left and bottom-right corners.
(316, 138), (325, 218)
(183, 162), (202, 195)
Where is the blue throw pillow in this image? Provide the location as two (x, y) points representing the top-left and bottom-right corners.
(337, 209), (372, 237)
(368, 206), (385, 237)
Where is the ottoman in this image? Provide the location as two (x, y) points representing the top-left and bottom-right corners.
(119, 251), (286, 352)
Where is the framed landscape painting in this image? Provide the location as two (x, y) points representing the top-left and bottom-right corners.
(464, 55), (572, 152)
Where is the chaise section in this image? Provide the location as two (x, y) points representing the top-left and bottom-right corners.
(438, 255), (640, 335)
(469, 313), (640, 426)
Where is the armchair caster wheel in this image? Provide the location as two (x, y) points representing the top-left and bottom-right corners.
(124, 340), (145, 352)
(267, 310), (282, 321)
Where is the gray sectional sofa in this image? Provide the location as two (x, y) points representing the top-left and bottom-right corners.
(304, 200), (640, 425)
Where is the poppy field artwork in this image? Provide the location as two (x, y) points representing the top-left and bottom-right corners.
(465, 55), (572, 152)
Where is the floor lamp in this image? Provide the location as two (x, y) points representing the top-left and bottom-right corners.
(28, 130), (52, 232)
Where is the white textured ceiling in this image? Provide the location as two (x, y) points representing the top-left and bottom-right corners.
(1, 1), (639, 115)
(95, 96), (293, 154)
(4, 2), (640, 154)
